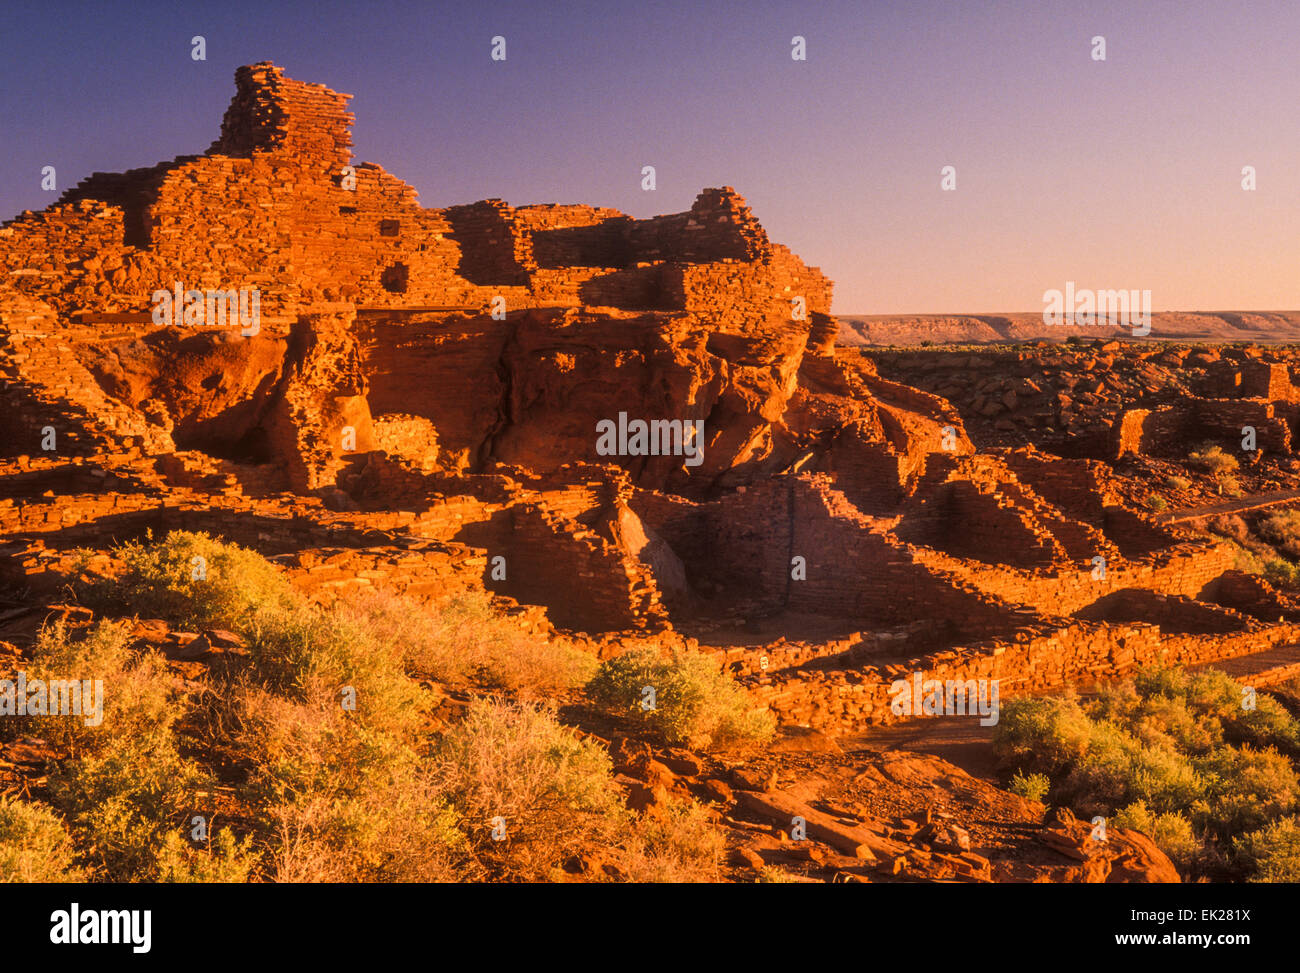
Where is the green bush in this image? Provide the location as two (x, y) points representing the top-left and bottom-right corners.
(18, 620), (176, 755)
(83, 530), (299, 631)
(1113, 801), (1201, 867)
(0, 797), (86, 882)
(1052, 719), (1205, 816)
(1193, 746), (1298, 837)
(240, 602), (427, 741)
(991, 692), (1093, 775)
(1235, 816), (1300, 882)
(994, 664), (1300, 879)
(150, 829), (261, 883)
(9, 618), (258, 882)
(1008, 770), (1050, 803)
(1226, 541), (1265, 576)
(587, 647), (775, 750)
(1264, 558), (1300, 589)
(49, 730), (216, 881)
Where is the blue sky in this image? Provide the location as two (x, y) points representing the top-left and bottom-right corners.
(2, 0), (1296, 312)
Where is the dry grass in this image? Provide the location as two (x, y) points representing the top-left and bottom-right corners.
(1260, 510), (1300, 558)
(614, 798), (725, 883)
(9, 533), (726, 883)
(1188, 444), (1240, 476)
(336, 588), (597, 696)
(430, 698), (626, 881)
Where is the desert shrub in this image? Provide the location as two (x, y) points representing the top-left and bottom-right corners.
(335, 588), (597, 695)
(430, 698), (626, 880)
(1113, 801), (1200, 867)
(996, 664), (1300, 878)
(263, 791), (464, 883)
(17, 620), (175, 753)
(1008, 770), (1050, 803)
(0, 797), (86, 882)
(992, 692), (1093, 775)
(587, 647), (775, 750)
(1165, 476), (1192, 491)
(16, 618), (247, 881)
(233, 673), (463, 882)
(1264, 558), (1300, 589)
(1218, 538), (1266, 576)
(49, 730), (218, 881)
(755, 866), (798, 882)
(239, 602), (427, 741)
(230, 587), (606, 882)
(1192, 746), (1298, 837)
(1260, 510), (1300, 558)
(1188, 444), (1239, 476)
(1226, 698), (1300, 757)
(84, 530), (299, 631)
(1124, 667), (1300, 755)
(1090, 668), (1235, 756)
(150, 828), (260, 883)
(1052, 720), (1205, 817)
(1147, 495), (1168, 513)
(615, 798), (725, 883)
(1235, 816), (1300, 882)
(1207, 514), (1249, 544)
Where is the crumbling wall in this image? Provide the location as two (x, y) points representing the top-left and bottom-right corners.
(261, 308), (376, 491)
(489, 503), (670, 632)
(745, 617), (1300, 735)
(625, 187), (771, 263)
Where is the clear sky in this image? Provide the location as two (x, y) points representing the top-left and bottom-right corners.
(1, 0), (1295, 313)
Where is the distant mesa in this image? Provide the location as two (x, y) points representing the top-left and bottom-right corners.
(837, 311), (1300, 346)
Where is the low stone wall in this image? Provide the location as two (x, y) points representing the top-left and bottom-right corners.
(745, 618), (1300, 734)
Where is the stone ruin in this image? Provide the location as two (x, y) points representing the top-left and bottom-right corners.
(4, 62), (1300, 736)
(1115, 359), (1300, 459)
(869, 341), (1300, 465)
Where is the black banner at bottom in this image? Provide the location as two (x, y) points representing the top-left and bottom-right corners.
(0, 879), (1281, 961)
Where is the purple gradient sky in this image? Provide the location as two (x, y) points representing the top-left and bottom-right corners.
(1, 0), (1295, 313)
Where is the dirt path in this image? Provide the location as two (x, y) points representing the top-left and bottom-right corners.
(1158, 487), (1300, 523)
(851, 717), (1000, 781)
(1190, 641), (1300, 682)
